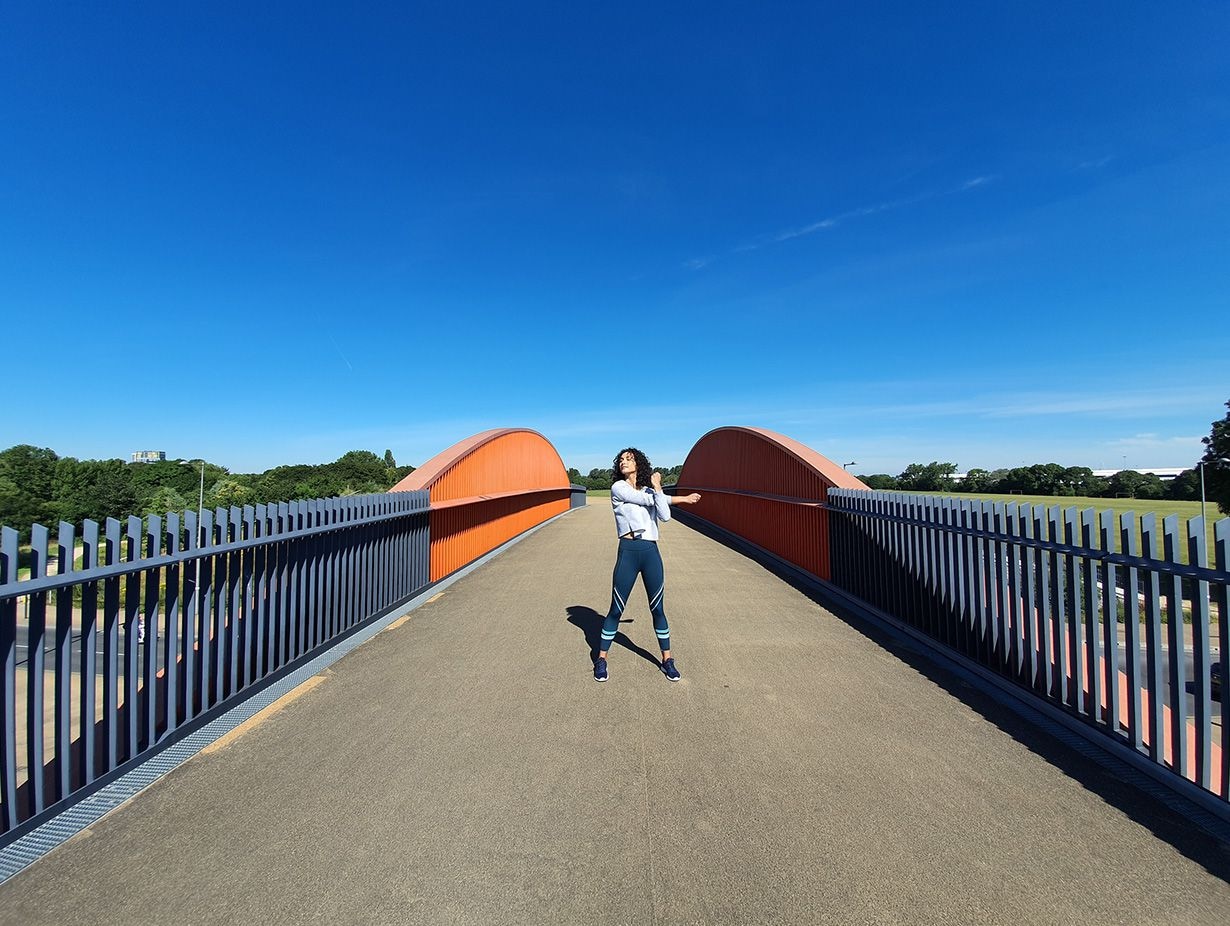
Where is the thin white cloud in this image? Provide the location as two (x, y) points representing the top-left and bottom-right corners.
(688, 174), (997, 268)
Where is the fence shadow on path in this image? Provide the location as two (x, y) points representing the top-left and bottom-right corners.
(565, 605), (661, 667)
(674, 513), (1230, 884)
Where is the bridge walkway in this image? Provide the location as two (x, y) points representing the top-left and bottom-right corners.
(1, 504), (1227, 924)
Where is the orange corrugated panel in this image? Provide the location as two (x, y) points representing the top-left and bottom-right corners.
(390, 429), (571, 581)
(676, 427), (866, 581)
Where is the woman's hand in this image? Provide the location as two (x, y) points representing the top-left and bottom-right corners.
(676, 492), (702, 505)
(650, 471), (663, 490)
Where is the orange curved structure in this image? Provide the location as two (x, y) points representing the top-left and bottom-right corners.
(390, 429), (571, 581)
(676, 427), (868, 581)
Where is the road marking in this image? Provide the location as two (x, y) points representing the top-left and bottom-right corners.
(199, 675), (329, 755)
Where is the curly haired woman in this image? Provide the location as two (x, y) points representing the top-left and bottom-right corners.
(594, 447), (701, 682)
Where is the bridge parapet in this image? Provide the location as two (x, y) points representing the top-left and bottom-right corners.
(675, 426), (866, 580)
(391, 428), (573, 581)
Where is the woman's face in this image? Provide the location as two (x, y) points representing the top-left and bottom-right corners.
(619, 451), (637, 479)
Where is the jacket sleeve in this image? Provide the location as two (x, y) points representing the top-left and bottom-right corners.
(611, 480), (658, 508)
(653, 490), (671, 522)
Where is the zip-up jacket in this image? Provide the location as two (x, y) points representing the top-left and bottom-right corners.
(610, 479), (672, 541)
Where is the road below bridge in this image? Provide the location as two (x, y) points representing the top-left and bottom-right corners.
(2, 504), (1227, 923)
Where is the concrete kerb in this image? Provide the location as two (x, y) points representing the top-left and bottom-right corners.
(0, 506), (583, 884)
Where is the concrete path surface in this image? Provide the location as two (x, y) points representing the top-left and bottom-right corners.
(1, 504), (1228, 925)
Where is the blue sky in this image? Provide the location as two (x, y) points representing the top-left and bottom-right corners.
(2, 3), (1227, 477)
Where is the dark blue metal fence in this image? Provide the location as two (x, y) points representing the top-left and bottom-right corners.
(827, 490), (1229, 805)
(0, 491), (430, 841)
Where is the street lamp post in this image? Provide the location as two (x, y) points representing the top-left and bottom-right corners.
(843, 461), (858, 471)
(1198, 457), (1230, 523)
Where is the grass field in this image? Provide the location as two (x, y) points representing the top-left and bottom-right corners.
(924, 493), (1225, 567)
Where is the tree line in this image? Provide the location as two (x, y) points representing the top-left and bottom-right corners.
(567, 465), (685, 490)
(0, 445), (415, 541)
(861, 461), (1203, 501)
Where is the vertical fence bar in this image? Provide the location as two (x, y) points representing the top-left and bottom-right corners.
(242, 505), (257, 689)
(1186, 517), (1212, 791)
(1102, 509), (1121, 732)
(991, 503), (1008, 671)
(211, 509), (227, 706)
(141, 516), (161, 752)
(1161, 515), (1188, 778)
(25, 525), (49, 816)
(1021, 507), (1040, 691)
(1139, 514), (1164, 762)
(254, 505), (270, 680)
(123, 518), (141, 762)
(181, 510), (198, 724)
(78, 520), (99, 785)
(1119, 512), (1143, 751)
(1080, 509), (1102, 722)
(54, 522), (74, 800)
(1215, 519), (1229, 799)
(101, 519), (121, 774)
(927, 498), (945, 644)
(1063, 507), (1081, 710)
(1005, 503), (1023, 680)
(226, 507), (242, 698)
(280, 502), (294, 666)
(198, 509), (215, 712)
(0, 527), (17, 831)
(163, 513), (181, 735)
(1035, 506), (1054, 698)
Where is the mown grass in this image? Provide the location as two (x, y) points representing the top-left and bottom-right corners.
(925, 494), (1225, 567)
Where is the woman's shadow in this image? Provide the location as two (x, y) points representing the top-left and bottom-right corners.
(566, 606), (661, 667)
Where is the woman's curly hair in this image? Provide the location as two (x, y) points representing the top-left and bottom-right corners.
(612, 447), (653, 489)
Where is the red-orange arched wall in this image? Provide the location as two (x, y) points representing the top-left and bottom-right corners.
(391, 429), (571, 581)
(676, 427), (868, 581)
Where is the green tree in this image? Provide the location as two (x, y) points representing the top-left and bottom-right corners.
(1166, 468), (1201, 502)
(0, 445), (59, 533)
(208, 479), (253, 510)
(143, 486), (189, 516)
(1202, 400), (1230, 514)
(1061, 466), (1106, 497)
(1108, 470), (1164, 500)
(896, 462), (957, 492)
(51, 458), (138, 525)
(383, 449), (396, 468)
(957, 468), (992, 494)
(863, 474), (897, 490)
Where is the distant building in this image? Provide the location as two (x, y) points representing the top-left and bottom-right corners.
(130, 450), (166, 464)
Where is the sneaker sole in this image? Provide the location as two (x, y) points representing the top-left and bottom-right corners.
(594, 675), (608, 683)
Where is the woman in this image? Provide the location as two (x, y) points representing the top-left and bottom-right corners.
(595, 448), (701, 682)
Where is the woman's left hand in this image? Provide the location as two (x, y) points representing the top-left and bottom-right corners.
(677, 493), (701, 504)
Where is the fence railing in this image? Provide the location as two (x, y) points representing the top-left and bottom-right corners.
(0, 491), (430, 840)
(827, 490), (1229, 804)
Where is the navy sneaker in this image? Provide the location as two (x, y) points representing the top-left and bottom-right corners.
(661, 658), (681, 681)
(594, 657), (608, 683)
